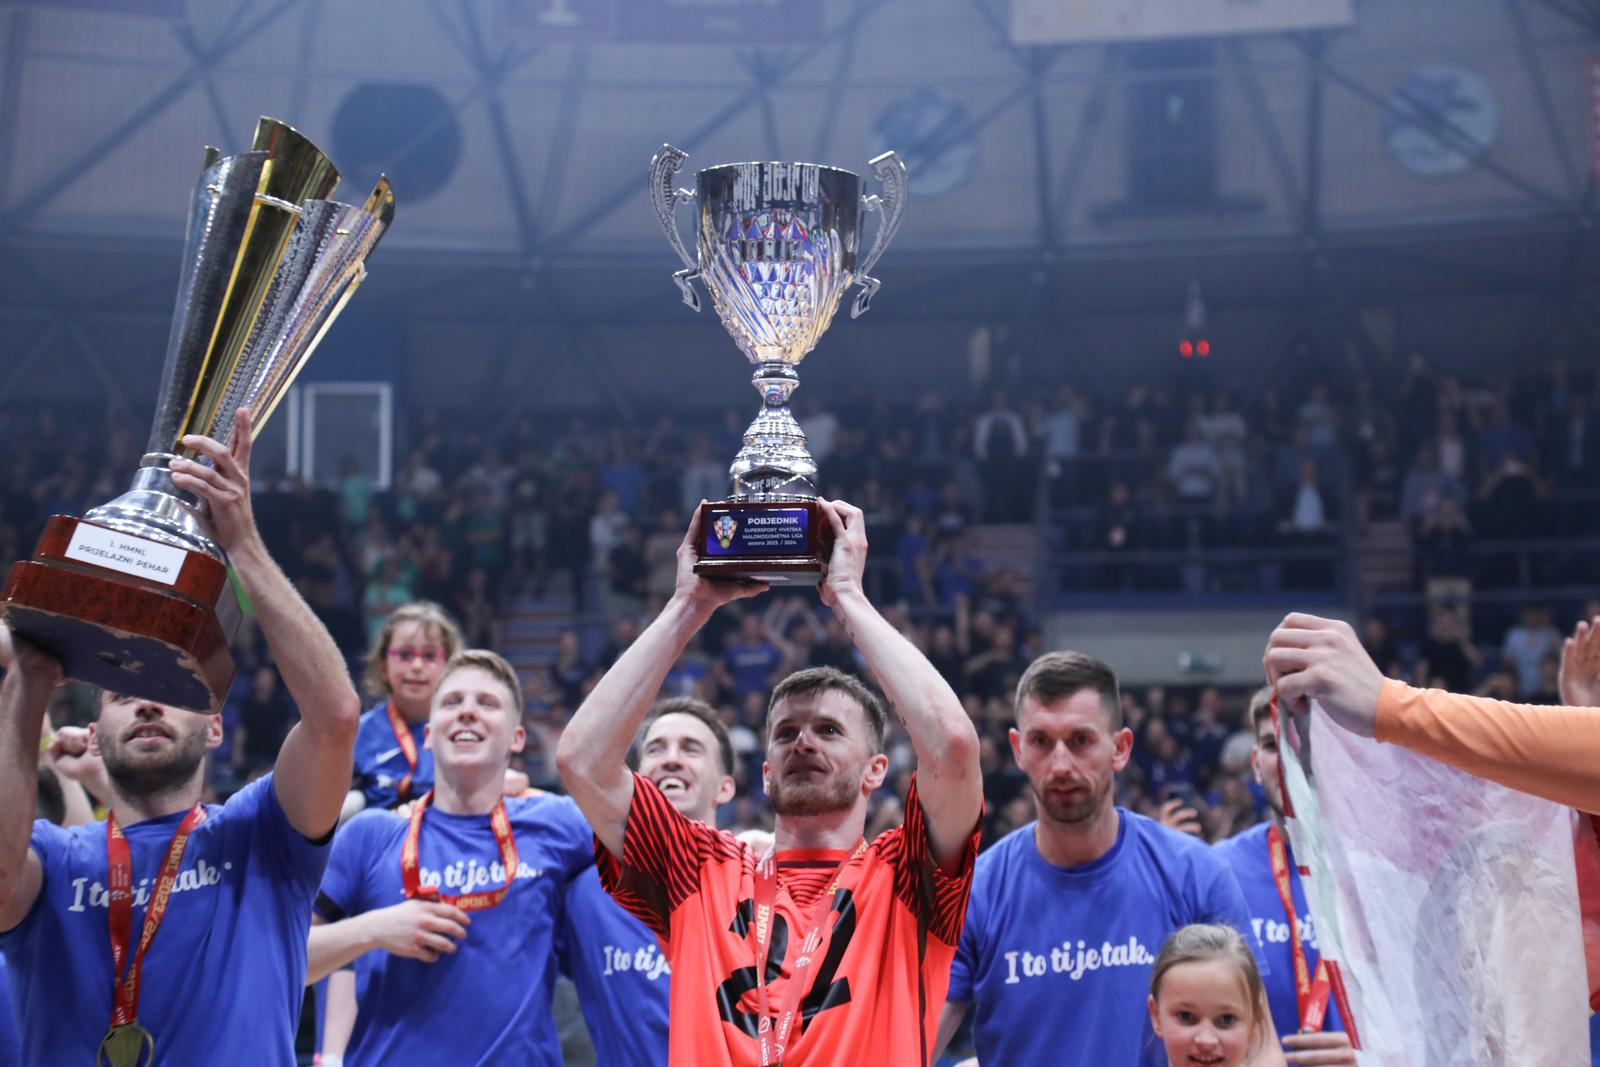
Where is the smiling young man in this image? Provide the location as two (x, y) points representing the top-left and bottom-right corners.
(1211, 689), (1354, 1066)
(560, 697), (738, 1066)
(0, 409), (361, 1066)
(556, 500), (983, 1067)
(936, 651), (1282, 1067)
(306, 648), (593, 1067)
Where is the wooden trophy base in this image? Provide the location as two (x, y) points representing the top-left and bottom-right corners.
(0, 516), (240, 712)
(693, 499), (834, 586)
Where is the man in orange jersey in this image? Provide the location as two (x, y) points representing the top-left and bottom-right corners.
(557, 500), (983, 1067)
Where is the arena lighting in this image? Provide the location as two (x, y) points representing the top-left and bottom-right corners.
(1177, 280), (1211, 358)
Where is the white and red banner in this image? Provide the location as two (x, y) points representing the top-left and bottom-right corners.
(1279, 700), (1589, 1065)
(1011, 0), (1352, 45)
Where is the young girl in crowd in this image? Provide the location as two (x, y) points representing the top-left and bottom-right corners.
(1148, 924), (1271, 1067)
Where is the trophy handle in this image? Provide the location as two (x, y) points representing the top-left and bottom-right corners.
(649, 144), (702, 312)
(851, 150), (908, 319)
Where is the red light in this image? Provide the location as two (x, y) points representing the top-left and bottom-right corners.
(1197, 339), (1211, 357)
(1179, 340), (1194, 358)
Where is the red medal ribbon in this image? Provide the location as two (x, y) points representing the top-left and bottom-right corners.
(105, 804), (207, 1029)
(385, 703), (421, 802)
(1267, 823), (1331, 1031)
(400, 791), (519, 912)
(750, 840), (868, 1066)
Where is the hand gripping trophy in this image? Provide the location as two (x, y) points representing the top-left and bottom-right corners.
(650, 144), (906, 583)
(1, 117), (393, 710)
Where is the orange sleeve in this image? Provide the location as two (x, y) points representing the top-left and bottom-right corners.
(1374, 678), (1600, 814)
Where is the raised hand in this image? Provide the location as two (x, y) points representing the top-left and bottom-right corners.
(817, 499), (868, 610)
(673, 505), (768, 611)
(1263, 614), (1384, 738)
(8, 638), (62, 696)
(169, 407), (260, 555)
(1156, 797), (1203, 838)
(46, 725), (109, 793)
(1560, 616), (1600, 708)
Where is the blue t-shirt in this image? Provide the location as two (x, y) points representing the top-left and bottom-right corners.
(559, 866), (670, 1067)
(0, 956), (17, 1066)
(351, 701), (433, 810)
(721, 639), (783, 697)
(0, 775), (327, 1066)
(1212, 822), (1343, 1038)
(316, 792), (595, 1067)
(949, 811), (1263, 1067)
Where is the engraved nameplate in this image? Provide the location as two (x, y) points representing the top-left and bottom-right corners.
(65, 525), (186, 586)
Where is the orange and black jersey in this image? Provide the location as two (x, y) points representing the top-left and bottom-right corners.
(598, 772), (978, 1067)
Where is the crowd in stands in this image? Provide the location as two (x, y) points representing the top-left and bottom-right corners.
(0, 350), (1596, 843)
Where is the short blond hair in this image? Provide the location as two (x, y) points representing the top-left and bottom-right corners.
(437, 648), (523, 716)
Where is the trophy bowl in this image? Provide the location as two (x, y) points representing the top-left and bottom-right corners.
(650, 145), (907, 583)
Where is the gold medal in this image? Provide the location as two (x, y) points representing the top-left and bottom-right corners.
(96, 1021), (154, 1067)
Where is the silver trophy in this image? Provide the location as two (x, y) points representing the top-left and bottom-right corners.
(650, 144), (906, 581)
(2, 116), (394, 710)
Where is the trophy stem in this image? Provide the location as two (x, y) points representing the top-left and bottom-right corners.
(83, 455), (222, 559)
(728, 361), (818, 502)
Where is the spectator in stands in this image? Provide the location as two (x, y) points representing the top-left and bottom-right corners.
(454, 565), (501, 650)
(1355, 435), (1402, 524)
(547, 630), (592, 709)
(606, 521), (649, 618)
(1040, 384), (1087, 478)
(1360, 614), (1402, 679)
(598, 431), (645, 516)
(1433, 409), (1470, 485)
(1474, 451), (1542, 540)
(233, 664), (295, 781)
(974, 388), (1031, 521)
(716, 609), (786, 699)
(1549, 390), (1598, 488)
(1297, 382), (1340, 450)
(1169, 418), (1223, 503)
(797, 394), (840, 463)
(1278, 457), (1336, 537)
(1400, 443), (1465, 528)
(1418, 607), (1481, 693)
(680, 434), (726, 514)
(1502, 604), (1562, 698)
(338, 456), (374, 531)
(1476, 398), (1536, 480)
(1200, 391), (1250, 505)
(1414, 495), (1472, 585)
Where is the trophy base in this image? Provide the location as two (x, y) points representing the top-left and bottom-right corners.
(0, 516), (240, 712)
(693, 500), (833, 586)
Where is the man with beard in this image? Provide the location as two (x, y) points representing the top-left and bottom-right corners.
(1212, 688), (1354, 1065)
(0, 409), (361, 1066)
(305, 649), (594, 1067)
(556, 500), (982, 1067)
(935, 651), (1278, 1067)
(560, 697), (738, 1066)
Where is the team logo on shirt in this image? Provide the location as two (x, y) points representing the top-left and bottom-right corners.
(713, 515), (738, 548)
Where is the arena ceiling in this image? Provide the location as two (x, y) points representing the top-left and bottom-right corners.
(2, 0), (1598, 416)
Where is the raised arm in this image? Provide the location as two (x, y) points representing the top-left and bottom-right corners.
(818, 500), (981, 865)
(170, 409), (360, 839)
(1267, 612), (1600, 812)
(0, 640), (60, 930)
(556, 511), (765, 856)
